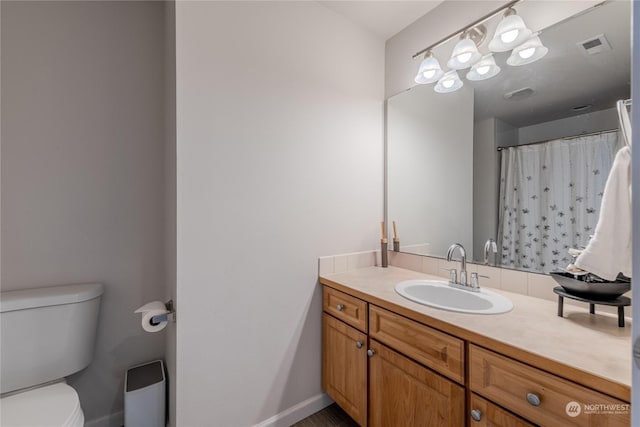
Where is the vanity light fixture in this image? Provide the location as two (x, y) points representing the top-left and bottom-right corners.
(488, 8), (533, 52)
(466, 53), (501, 81)
(414, 51), (444, 84)
(506, 33), (548, 66)
(447, 33), (482, 70)
(434, 70), (463, 93)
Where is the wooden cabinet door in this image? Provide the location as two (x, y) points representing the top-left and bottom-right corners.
(368, 339), (465, 427)
(322, 313), (367, 426)
(469, 393), (534, 427)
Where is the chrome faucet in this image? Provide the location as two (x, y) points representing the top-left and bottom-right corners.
(483, 238), (498, 266)
(446, 243), (467, 287)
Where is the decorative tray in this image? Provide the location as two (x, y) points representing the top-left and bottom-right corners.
(549, 271), (631, 299)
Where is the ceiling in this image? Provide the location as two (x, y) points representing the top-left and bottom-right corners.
(319, 1), (443, 40)
(469, 0), (631, 127)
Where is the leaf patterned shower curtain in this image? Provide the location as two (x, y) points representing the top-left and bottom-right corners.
(497, 132), (622, 273)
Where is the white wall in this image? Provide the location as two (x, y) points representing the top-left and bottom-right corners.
(1, 2), (167, 424)
(175, 2), (384, 426)
(472, 118), (499, 262)
(387, 84), (474, 258)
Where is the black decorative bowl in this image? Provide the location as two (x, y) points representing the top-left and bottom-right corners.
(550, 271), (631, 299)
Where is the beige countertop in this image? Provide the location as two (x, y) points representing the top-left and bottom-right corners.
(320, 266), (631, 402)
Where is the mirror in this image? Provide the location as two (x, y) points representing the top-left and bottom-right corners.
(386, 1), (631, 273)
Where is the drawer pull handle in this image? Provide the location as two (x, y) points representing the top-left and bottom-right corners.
(356, 341), (363, 349)
(526, 392), (541, 407)
(336, 304), (344, 311)
(470, 409), (482, 422)
(367, 349), (375, 357)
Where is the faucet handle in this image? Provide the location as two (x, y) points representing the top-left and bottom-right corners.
(441, 268), (457, 284)
(470, 272), (489, 290)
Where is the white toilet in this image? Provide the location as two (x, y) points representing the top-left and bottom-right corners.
(0, 283), (104, 427)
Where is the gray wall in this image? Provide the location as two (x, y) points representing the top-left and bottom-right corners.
(631, 0), (639, 422)
(472, 118), (499, 262)
(1, 2), (167, 424)
(163, 1), (177, 426)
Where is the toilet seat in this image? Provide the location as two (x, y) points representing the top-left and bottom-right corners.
(0, 382), (84, 427)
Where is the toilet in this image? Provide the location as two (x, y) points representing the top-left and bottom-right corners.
(0, 283), (104, 427)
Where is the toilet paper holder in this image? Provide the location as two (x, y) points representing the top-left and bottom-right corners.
(150, 300), (176, 325)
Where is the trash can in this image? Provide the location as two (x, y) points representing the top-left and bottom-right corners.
(124, 360), (166, 427)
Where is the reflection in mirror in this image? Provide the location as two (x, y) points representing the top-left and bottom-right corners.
(386, 1), (630, 274)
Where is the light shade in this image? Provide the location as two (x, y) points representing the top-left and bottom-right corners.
(466, 54), (501, 81)
(488, 11), (533, 52)
(507, 34), (548, 66)
(447, 37), (482, 70)
(414, 53), (444, 84)
(434, 70), (463, 93)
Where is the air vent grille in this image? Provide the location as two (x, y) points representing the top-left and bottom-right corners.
(577, 34), (612, 55)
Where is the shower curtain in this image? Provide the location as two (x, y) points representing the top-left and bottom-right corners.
(497, 131), (621, 273)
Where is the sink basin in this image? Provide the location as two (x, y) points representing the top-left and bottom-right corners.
(395, 279), (513, 314)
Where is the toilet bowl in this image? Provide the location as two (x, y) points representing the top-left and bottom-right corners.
(0, 283), (103, 427)
(1, 383), (84, 427)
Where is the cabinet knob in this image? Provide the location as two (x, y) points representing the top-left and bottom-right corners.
(356, 341), (363, 349)
(367, 349), (375, 357)
(526, 392), (541, 407)
(470, 409), (482, 422)
(336, 304), (344, 312)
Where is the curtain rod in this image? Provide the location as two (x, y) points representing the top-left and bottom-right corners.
(496, 128), (618, 151)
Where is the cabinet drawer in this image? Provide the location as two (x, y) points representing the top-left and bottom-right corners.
(369, 305), (464, 384)
(323, 286), (368, 332)
(469, 345), (630, 426)
(469, 393), (533, 427)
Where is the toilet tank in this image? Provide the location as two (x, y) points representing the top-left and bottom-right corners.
(0, 283), (104, 394)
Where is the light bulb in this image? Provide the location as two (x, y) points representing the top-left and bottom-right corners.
(442, 79), (455, 89)
(518, 47), (536, 59)
(457, 52), (473, 64)
(500, 29), (519, 44)
(476, 65), (491, 75)
(423, 69), (437, 79)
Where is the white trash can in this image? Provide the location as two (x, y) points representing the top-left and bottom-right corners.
(124, 360), (166, 427)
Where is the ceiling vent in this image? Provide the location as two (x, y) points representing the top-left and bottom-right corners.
(503, 87), (535, 101)
(577, 34), (612, 55)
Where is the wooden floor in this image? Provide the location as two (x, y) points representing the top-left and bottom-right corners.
(291, 403), (359, 427)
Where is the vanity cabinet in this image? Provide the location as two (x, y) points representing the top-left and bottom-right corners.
(321, 282), (631, 427)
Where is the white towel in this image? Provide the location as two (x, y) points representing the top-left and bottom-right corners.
(574, 146), (632, 280)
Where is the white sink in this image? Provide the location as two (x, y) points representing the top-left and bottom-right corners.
(395, 279), (513, 315)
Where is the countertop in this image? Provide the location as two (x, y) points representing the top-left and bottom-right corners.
(319, 266), (631, 402)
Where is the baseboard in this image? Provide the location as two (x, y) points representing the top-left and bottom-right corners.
(84, 410), (123, 427)
(253, 393), (334, 427)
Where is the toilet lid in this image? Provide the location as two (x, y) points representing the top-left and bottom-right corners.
(1, 383), (84, 427)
